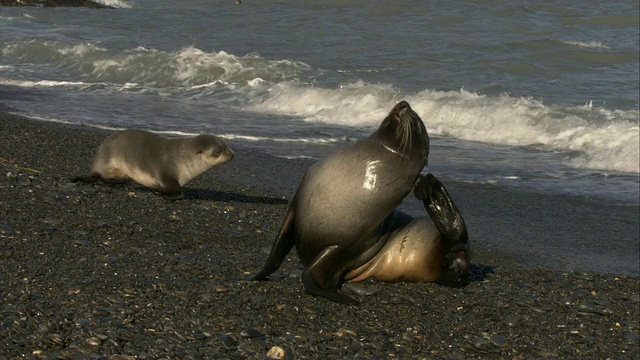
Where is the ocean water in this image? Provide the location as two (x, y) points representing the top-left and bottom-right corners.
(1, 0), (638, 204)
(1, 1), (638, 198)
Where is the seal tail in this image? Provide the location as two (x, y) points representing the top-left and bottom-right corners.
(247, 201), (297, 281)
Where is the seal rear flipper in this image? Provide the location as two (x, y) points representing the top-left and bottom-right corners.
(247, 203), (297, 281)
(301, 245), (358, 305)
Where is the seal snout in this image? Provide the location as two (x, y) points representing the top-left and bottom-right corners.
(224, 148), (235, 161)
(437, 249), (470, 285)
(393, 100), (413, 120)
(450, 250), (469, 275)
(394, 100), (411, 112)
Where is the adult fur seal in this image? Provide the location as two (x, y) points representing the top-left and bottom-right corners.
(248, 101), (439, 304)
(73, 129), (234, 199)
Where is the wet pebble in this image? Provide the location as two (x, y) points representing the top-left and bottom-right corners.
(503, 315), (519, 326)
(288, 269), (303, 278)
(240, 328), (264, 339)
(490, 334), (506, 347)
(471, 336), (491, 351)
(573, 269), (595, 281)
(92, 307), (111, 317)
(343, 283), (381, 296)
(224, 229), (246, 237)
(86, 336), (102, 346)
(533, 348), (559, 357)
(0, 223), (13, 235)
(336, 328), (357, 337)
(41, 217), (61, 225)
(266, 345), (286, 359)
(577, 303), (607, 316)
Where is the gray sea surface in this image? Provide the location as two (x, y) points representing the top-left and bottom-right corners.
(0, 0), (638, 276)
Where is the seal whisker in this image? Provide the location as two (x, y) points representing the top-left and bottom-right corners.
(400, 113), (413, 157)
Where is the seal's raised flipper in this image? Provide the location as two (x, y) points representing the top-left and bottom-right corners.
(414, 173), (467, 243)
(302, 245), (358, 305)
(414, 173), (470, 284)
(247, 202), (297, 281)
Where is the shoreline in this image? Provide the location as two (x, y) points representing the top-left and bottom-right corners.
(1, 112), (638, 358)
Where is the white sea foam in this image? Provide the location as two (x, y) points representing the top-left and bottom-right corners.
(249, 81), (639, 174)
(561, 40), (610, 49)
(107, 130), (344, 145)
(1, 40), (637, 174)
(219, 133), (344, 144)
(94, 0), (133, 8)
(0, 78), (95, 88)
(248, 80), (399, 126)
(1, 42), (310, 87)
(88, 46), (311, 86)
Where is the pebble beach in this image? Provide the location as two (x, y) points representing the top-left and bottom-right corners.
(0, 113), (639, 359)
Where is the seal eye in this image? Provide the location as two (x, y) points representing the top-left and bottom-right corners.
(211, 151), (221, 158)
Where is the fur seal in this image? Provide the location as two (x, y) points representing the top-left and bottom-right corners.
(73, 129), (234, 199)
(248, 101), (440, 304)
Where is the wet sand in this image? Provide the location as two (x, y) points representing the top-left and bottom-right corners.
(0, 113), (638, 359)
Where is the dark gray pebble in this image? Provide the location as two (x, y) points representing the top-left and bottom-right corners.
(240, 328), (264, 339)
(577, 303), (608, 316)
(490, 334), (507, 347)
(343, 282), (381, 296)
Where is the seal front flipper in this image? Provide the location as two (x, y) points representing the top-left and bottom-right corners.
(158, 174), (183, 200)
(414, 173), (470, 284)
(414, 173), (467, 242)
(247, 202), (297, 281)
(71, 173), (101, 183)
(302, 245), (358, 305)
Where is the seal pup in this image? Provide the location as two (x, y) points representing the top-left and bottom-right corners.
(73, 129), (234, 199)
(345, 173), (470, 285)
(248, 101), (430, 304)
